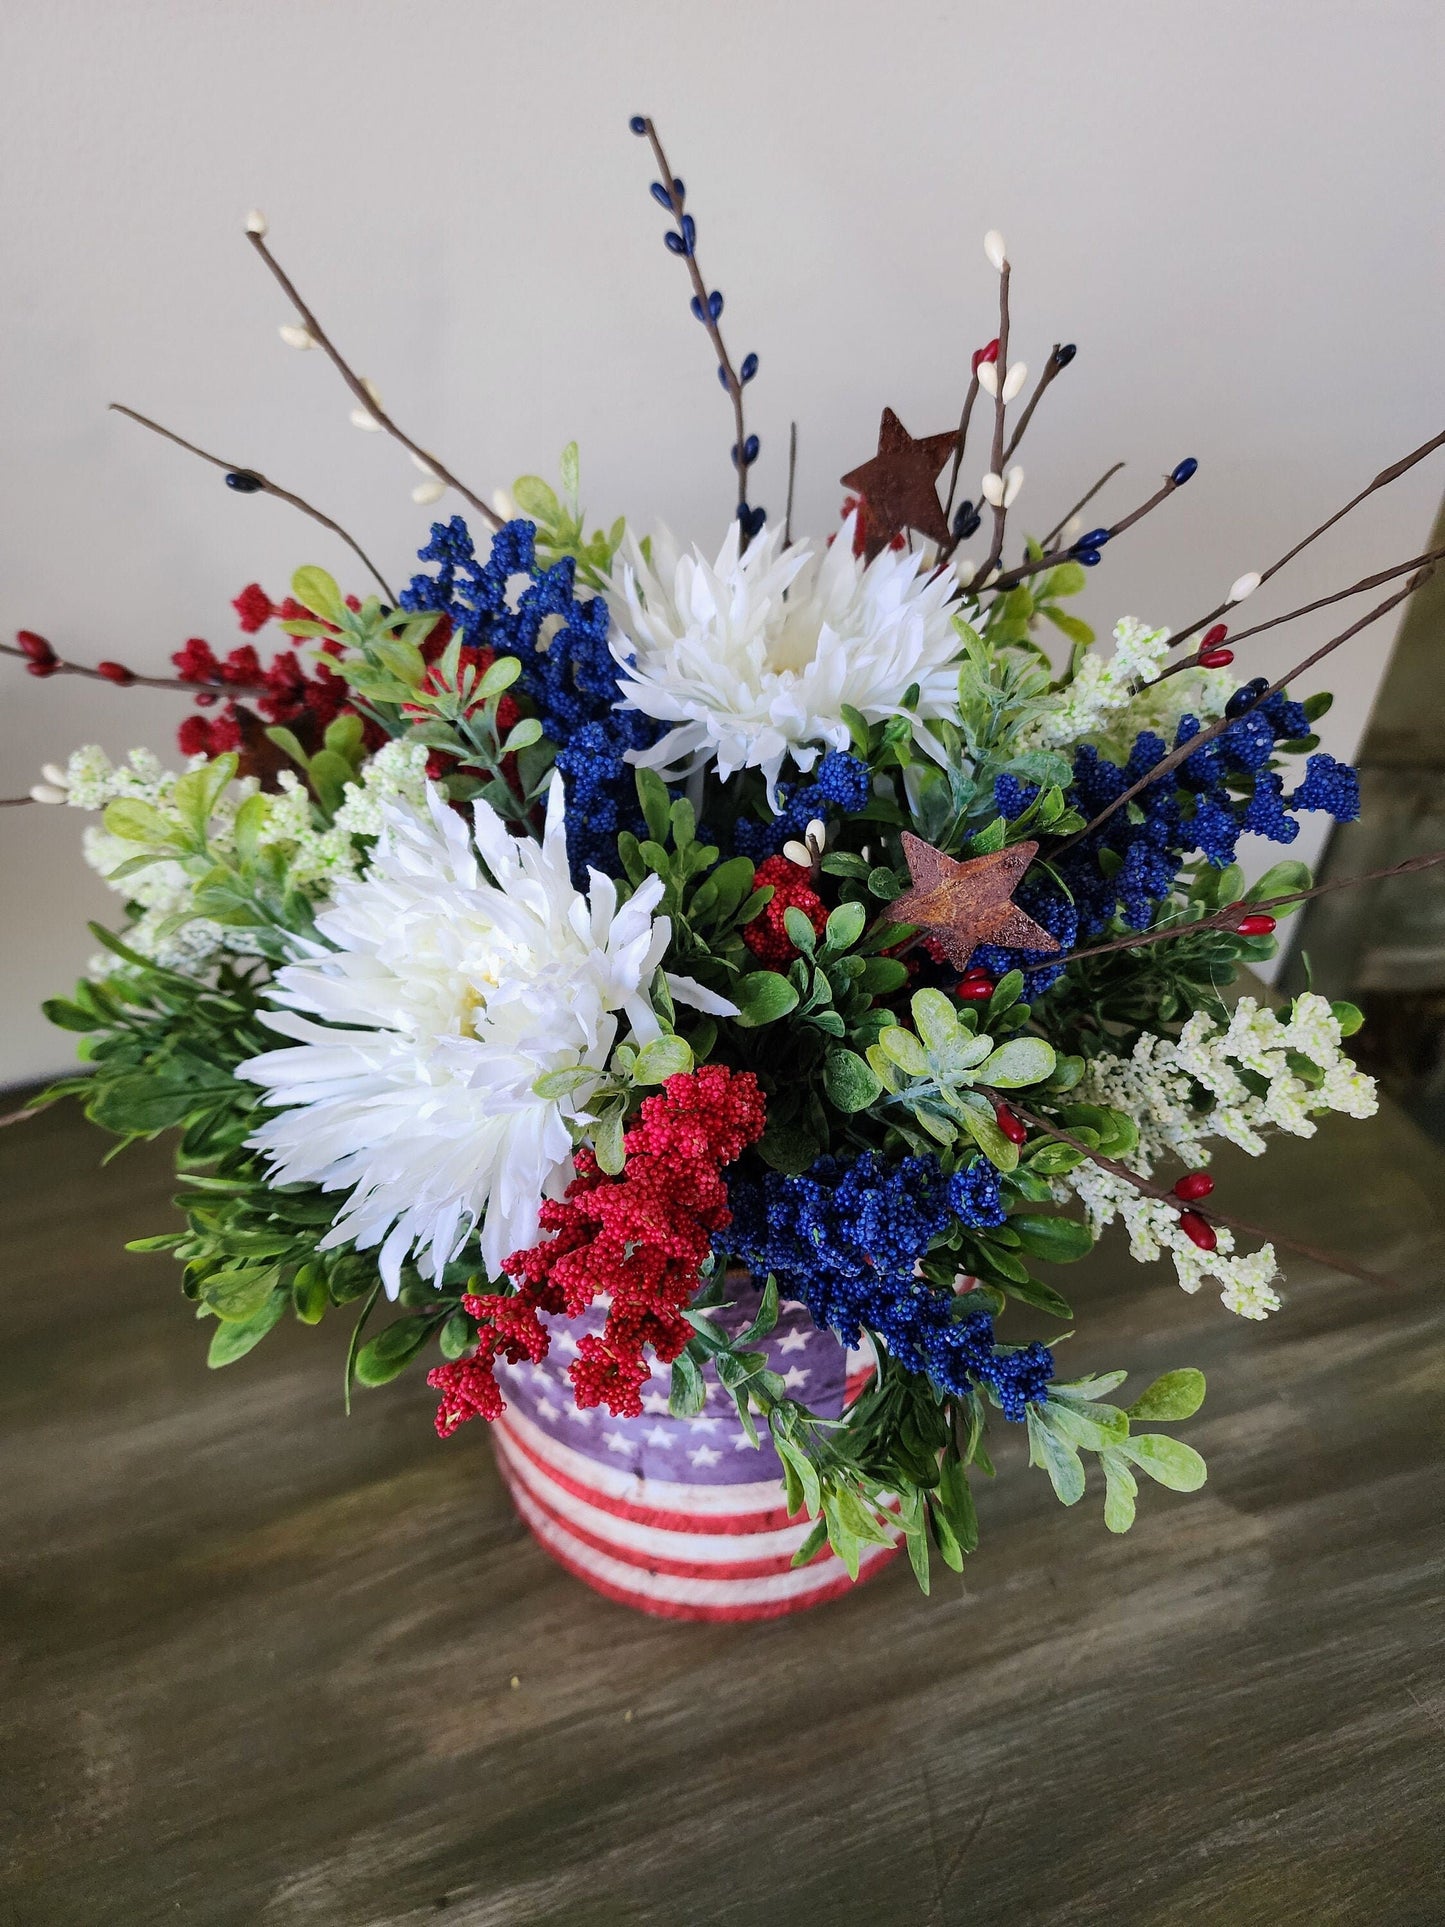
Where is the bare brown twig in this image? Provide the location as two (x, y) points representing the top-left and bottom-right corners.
(110, 404), (395, 601)
(1041, 848), (1445, 970)
(1164, 427), (1445, 656)
(1039, 462), (1125, 551)
(784, 420), (798, 549)
(245, 230), (502, 534)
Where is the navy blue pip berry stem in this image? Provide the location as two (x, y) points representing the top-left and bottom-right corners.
(630, 115), (764, 546)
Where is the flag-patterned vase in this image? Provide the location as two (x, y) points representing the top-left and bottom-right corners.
(491, 1280), (900, 1621)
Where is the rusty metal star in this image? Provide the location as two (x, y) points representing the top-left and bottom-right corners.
(891, 834), (1061, 970)
(840, 408), (958, 557)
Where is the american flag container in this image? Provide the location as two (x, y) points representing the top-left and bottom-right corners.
(491, 1281), (899, 1620)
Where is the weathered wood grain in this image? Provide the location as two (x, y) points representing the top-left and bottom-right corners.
(1, 1096), (1442, 1926)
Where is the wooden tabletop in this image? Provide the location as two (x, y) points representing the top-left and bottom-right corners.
(1, 1092), (1442, 1926)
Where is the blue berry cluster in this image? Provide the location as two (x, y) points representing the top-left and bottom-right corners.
(992, 690), (1360, 947)
(733, 750), (871, 859)
(725, 1151), (1053, 1419)
(400, 516), (658, 879)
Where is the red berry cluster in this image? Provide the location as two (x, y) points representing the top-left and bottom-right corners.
(427, 1067), (767, 1436)
(743, 854), (828, 966)
(172, 586), (358, 764)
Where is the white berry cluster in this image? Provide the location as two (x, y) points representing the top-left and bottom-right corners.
(1062, 994), (1377, 1316)
(1020, 618), (1173, 751)
(54, 738), (432, 975)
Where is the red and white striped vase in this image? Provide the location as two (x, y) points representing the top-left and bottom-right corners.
(491, 1281), (899, 1621)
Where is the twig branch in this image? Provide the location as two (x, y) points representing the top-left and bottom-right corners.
(784, 420), (798, 548)
(0, 638), (267, 696)
(637, 118), (756, 536)
(1042, 848), (1445, 970)
(986, 469), (1184, 595)
(1148, 543), (1445, 685)
(1002, 343), (1070, 463)
(110, 404), (395, 601)
(978, 262), (1012, 579)
(245, 230), (502, 533)
(1006, 1103), (1399, 1290)
(940, 371), (982, 534)
(1055, 574), (1430, 852)
(1039, 462), (1125, 551)
(1165, 427), (1445, 655)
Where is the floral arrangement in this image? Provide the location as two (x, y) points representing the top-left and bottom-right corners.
(7, 115), (1442, 1594)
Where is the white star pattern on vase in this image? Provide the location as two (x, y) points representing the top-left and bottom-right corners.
(536, 1397), (559, 1421)
(604, 1431), (633, 1456)
(688, 1444), (723, 1468)
(642, 1391), (672, 1416)
(645, 1426), (673, 1448)
(775, 1326), (810, 1355)
(783, 1365), (811, 1391)
(688, 1414), (720, 1433)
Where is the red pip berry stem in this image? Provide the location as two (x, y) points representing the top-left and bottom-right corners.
(1142, 541), (1445, 692)
(956, 978), (994, 1002)
(1162, 425), (1445, 658)
(1002, 1100), (1401, 1291)
(1173, 1172), (1215, 1202)
(993, 1104), (1028, 1146)
(0, 634), (267, 697)
(110, 405), (396, 601)
(1177, 1211), (1217, 1252)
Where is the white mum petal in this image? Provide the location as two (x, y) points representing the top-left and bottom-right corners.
(238, 783), (675, 1293)
(606, 518), (964, 806)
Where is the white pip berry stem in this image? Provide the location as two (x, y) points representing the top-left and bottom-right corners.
(244, 227), (503, 533)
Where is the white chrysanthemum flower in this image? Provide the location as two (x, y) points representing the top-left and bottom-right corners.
(237, 777), (732, 1293)
(607, 516), (962, 803)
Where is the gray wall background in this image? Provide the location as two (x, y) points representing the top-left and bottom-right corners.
(2, 0), (1442, 1083)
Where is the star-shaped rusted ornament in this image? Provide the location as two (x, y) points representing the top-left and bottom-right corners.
(840, 408), (958, 557)
(891, 834), (1061, 970)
